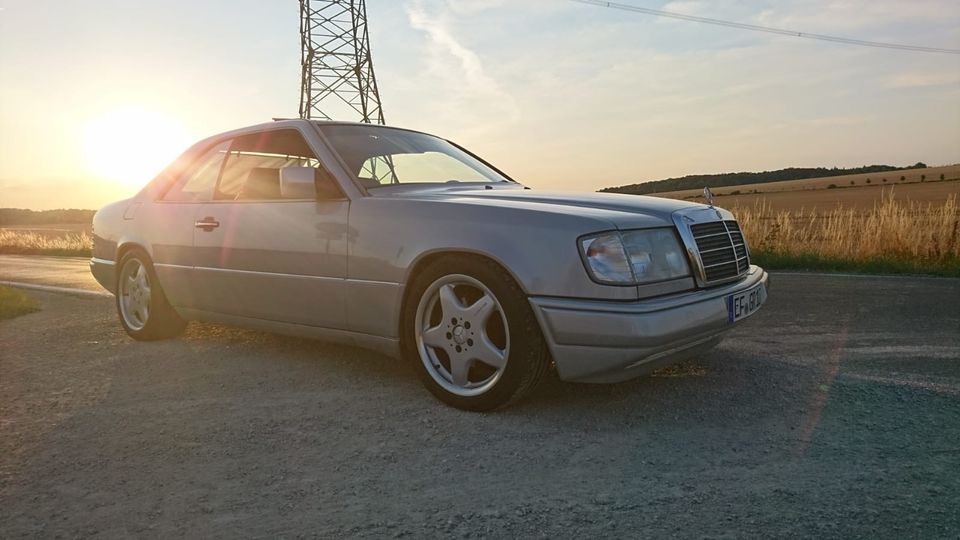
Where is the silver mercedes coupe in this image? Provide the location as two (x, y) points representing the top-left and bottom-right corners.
(90, 119), (769, 410)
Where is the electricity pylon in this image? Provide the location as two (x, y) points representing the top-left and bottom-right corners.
(298, 0), (386, 124)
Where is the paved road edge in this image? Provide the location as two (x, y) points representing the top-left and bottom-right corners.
(0, 280), (112, 299)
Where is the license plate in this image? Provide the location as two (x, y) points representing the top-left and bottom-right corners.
(727, 283), (766, 323)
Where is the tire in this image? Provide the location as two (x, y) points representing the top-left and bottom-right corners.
(115, 248), (187, 341)
(401, 255), (549, 411)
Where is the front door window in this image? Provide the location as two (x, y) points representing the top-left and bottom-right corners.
(215, 130), (322, 201)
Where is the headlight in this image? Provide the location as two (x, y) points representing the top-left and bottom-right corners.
(579, 232), (633, 284)
(580, 228), (690, 285)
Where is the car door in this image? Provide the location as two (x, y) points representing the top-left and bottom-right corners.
(145, 139), (232, 309)
(191, 128), (350, 329)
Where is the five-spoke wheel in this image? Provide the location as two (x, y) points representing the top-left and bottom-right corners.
(416, 274), (510, 397)
(403, 255), (549, 411)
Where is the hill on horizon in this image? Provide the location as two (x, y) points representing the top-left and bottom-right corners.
(600, 163), (932, 195)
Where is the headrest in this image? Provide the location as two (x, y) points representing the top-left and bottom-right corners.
(239, 168), (281, 200)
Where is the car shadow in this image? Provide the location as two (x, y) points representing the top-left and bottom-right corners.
(171, 321), (810, 428)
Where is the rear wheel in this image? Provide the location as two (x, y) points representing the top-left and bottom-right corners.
(116, 249), (186, 341)
(402, 256), (549, 411)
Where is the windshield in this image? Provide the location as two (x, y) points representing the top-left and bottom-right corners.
(318, 124), (511, 188)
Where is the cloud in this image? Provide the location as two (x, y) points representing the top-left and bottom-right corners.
(886, 71), (960, 89)
(660, 1), (706, 16)
(403, 0), (520, 130)
(444, 0), (509, 16)
(805, 115), (873, 127)
(753, 0), (956, 32)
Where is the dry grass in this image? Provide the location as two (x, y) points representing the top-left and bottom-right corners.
(736, 192), (960, 276)
(0, 223), (92, 235)
(0, 229), (93, 257)
(675, 180), (960, 214)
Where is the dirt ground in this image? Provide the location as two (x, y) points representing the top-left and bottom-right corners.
(2, 275), (959, 537)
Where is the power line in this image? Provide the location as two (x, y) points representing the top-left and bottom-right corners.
(570, 0), (960, 55)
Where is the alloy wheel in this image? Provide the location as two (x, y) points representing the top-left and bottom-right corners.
(414, 274), (510, 397)
(119, 257), (152, 331)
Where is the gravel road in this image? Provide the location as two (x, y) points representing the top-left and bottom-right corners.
(1, 273), (959, 537)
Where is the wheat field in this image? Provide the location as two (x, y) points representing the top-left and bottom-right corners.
(0, 229), (93, 257)
(735, 192), (959, 275)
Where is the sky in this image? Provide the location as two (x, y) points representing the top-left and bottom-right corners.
(0, 0), (958, 209)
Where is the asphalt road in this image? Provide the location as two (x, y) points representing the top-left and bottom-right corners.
(0, 255), (104, 292)
(1, 256), (959, 537)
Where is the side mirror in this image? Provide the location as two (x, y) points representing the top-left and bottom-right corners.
(279, 167), (344, 200)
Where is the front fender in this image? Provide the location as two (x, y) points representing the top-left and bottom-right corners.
(348, 197), (639, 302)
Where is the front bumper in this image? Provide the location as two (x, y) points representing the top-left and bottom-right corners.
(529, 265), (769, 383)
(89, 257), (116, 294)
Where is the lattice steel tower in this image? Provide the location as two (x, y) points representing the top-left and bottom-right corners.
(299, 0), (385, 123)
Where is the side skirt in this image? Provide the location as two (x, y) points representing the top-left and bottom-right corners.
(177, 308), (401, 359)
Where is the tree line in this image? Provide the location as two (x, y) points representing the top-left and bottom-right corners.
(0, 208), (96, 226)
(600, 163), (929, 195)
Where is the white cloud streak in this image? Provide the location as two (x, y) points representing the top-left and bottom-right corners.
(403, 0), (520, 131)
(885, 71), (960, 88)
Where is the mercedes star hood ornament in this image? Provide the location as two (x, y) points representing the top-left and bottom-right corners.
(704, 186), (716, 207)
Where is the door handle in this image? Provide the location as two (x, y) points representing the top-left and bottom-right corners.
(195, 217), (220, 231)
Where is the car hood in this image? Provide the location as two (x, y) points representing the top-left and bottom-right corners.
(369, 184), (706, 229)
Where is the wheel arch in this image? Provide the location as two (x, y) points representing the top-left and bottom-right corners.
(115, 240), (151, 266)
(113, 240), (159, 293)
(404, 248), (529, 294)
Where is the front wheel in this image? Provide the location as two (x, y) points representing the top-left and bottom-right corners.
(402, 256), (549, 411)
(116, 249), (186, 341)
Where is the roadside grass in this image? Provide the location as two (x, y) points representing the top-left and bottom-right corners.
(738, 193), (960, 277)
(751, 252), (960, 277)
(0, 229), (92, 257)
(0, 285), (41, 320)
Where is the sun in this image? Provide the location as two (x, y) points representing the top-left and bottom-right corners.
(82, 107), (192, 186)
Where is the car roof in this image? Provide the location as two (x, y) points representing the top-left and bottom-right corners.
(195, 119), (435, 146)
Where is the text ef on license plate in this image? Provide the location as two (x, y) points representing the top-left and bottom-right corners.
(727, 283), (766, 323)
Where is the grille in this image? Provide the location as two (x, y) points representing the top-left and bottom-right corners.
(690, 220), (749, 283)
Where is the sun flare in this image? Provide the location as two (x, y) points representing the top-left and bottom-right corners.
(82, 107), (191, 186)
